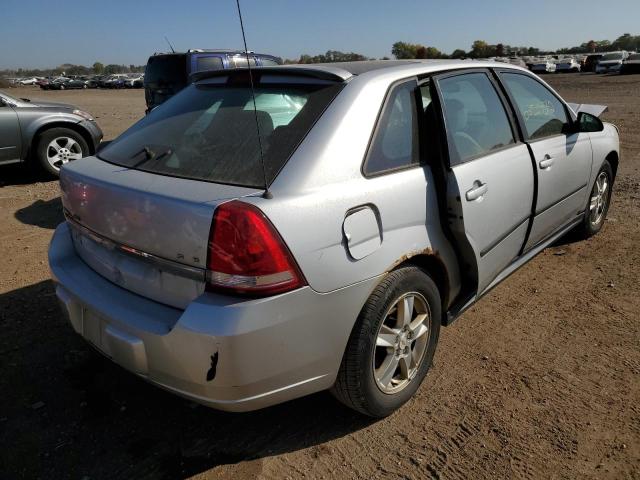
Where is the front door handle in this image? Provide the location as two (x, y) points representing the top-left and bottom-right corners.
(465, 181), (488, 201)
(539, 154), (555, 169)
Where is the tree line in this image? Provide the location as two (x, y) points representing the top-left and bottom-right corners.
(1, 62), (145, 78)
(289, 32), (640, 63)
(3, 32), (639, 76)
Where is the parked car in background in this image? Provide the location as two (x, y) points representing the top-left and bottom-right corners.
(596, 51), (629, 73)
(40, 77), (69, 90)
(530, 59), (557, 73)
(581, 54), (603, 72)
(144, 49), (282, 112)
(0, 90), (102, 176)
(50, 60), (619, 417)
(124, 75), (144, 88)
(19, 77), (39, 85)
(555, 57), (581, 73)
(50, 78), (88, 90)
(621, 53), (640, 74)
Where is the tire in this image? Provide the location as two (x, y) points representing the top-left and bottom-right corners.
(332, 266), (441, 417)
(34, 127), (90, 178)
(575, 160), (614, 238)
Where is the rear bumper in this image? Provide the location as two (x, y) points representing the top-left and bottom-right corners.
(49, 222), (376, 411)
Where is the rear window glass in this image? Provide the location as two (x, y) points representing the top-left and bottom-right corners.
(194, 55), (224, 73)
(98, 78), (343, 187)
(145, 55), (187, 85)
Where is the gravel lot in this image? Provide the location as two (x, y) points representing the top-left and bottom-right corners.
(1, 74), (639, 479)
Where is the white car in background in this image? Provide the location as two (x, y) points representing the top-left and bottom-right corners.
(556, 58), (581, 73)
(596, 51), (629, 73)
(530, 59), (557, 73)
(19, 77), (39, 85)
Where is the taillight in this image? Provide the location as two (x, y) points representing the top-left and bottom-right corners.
(206, 200), (306, 296)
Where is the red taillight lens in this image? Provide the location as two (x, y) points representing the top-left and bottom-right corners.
(206, 200), (306, 296)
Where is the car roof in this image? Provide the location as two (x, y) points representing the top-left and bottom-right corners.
(191, 59), (530, 86)
(279, 59), (528, 80)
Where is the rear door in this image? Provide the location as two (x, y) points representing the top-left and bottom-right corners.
(432, 70), (534, 294)
(497, 71), (592, 250)
(0, 99), (21, 162)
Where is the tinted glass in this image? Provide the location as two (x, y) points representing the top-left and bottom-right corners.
(231, 56), (257, 68)
(365, 81), (419, 175)
(194, 55), (224, 73)
(501, 73), (568, 140)
(260, 58), (281, 66)
(145, 55), (187, 85)
(98, 79), (343, 187)
(439, 73), (515, 164)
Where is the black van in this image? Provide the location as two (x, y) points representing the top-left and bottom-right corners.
(144, 49), (282, 112)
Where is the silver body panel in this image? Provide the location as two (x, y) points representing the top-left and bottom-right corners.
(50, 60), (620, 410)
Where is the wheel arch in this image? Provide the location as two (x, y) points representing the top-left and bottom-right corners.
(605, 150), (619, 179)
(28, 122), (96, 162)
(394, 253), (451, 325)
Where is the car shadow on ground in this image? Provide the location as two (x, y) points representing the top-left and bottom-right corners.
(0, 163), (45, 187)
(14, 196), (64, 229)
(0, 280), (374, 480)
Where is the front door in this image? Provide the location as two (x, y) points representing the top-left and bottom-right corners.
(0, 100), (21, 162)
(498, 72), (592, 250)
(432, 70), (534, 294)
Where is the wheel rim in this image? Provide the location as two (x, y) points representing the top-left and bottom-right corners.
(589, 171), (609, 226)
(373, 292), (431, 394)
(46, 137), (83, 170)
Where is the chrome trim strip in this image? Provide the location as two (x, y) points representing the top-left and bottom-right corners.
(64, 212), (206, 282)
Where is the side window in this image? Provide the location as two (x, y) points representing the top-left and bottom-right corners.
(365, 81), (419, 175)
(500, 73), (568, 141)
(439, 72), (515, 165)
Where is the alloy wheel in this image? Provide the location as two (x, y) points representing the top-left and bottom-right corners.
(589, 171), (609, 226)
(373, 292), (431, 394)
(46, 137), (83, 171)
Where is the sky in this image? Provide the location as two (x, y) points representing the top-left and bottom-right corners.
(2, 0), (640, 69)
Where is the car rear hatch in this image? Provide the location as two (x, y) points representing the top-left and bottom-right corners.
(60, 159), (262, 309)
(63, 68), (347, 309)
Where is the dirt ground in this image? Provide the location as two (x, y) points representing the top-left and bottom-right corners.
(1, 74), (639, 480)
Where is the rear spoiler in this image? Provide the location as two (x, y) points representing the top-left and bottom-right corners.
(567, 103), (608, 118)
(190, 66), (353, 84)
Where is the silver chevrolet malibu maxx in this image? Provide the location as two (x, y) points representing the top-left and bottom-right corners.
(49, 60), (619, 417)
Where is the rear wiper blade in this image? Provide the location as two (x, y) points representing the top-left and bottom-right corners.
(129, 145), (173, 168)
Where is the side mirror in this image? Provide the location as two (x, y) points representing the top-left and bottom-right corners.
(576, 112), (604, 133)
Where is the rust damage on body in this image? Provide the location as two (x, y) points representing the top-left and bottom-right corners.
(387, 247), (436, 272)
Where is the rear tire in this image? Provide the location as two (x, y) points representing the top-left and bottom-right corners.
(575, 160), (613, 238)
(34, 127), (89, 178)
(331, 266), (441, 417)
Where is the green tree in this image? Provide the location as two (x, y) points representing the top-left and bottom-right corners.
(392, 41), (421, 59)
(470, 40), (490, 58)
(450, 49), (467, 59)
(92, 62), (104, 74)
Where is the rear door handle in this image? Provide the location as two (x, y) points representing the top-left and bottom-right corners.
(539, 154), (555, 169)
(465, 181), (488, 201)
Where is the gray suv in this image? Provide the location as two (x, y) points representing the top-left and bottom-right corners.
(49, 60), (619, 417)
(0, 91), (102, 176)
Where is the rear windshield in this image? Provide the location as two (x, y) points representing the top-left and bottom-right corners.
(602, 53), (623, 61)
(145, 55), (188, 85)
(98, 76), (343, 187)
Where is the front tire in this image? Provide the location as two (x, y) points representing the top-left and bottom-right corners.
(332, 266), (441, 417)
(35, 128), (89, 177)
(576, 160), (613, 238)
